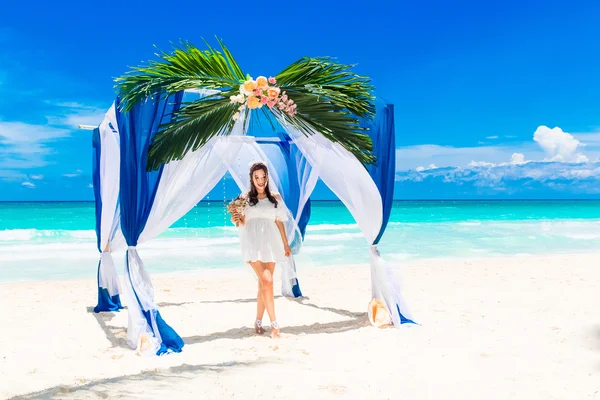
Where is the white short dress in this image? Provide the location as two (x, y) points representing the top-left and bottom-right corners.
(239, 196), (289, 263)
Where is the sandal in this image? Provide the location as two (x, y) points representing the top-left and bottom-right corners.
(254, 319), (265, 335)
(270, 321), (280, 339)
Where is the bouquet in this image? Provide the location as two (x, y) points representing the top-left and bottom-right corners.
(226, 196), (249, 216)
(229, 75), (297, 121)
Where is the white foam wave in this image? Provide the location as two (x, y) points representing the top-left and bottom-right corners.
(306, 223), (359, 231)
(386, 253), (413, 261)
(0, 229), (96, 242)
(301, 245), (345, 253)
(562, 234), (600, 240)
(304, 232), (363, 241)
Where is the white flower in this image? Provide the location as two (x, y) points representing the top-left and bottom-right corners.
(239, 84), (251, 96)
(232, 112), (240, 121)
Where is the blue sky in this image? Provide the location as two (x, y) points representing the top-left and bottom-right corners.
(1, 0), (600, 200)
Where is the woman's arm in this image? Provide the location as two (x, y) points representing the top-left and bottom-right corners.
(275, 220), (291, 256)
(273, 194), (291, 256)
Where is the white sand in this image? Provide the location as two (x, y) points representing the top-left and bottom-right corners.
(1, 253), (599, 399)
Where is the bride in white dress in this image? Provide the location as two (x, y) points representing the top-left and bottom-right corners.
(231, 162), (292, 338)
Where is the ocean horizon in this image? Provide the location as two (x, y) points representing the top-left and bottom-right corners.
(1, 199), (599, 283)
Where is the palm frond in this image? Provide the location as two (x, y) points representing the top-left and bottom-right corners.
(147, 92), (239, 170)
(115, 39), (379, 170)
(275, 57), (376, 164)
(114, 37), (245, 112)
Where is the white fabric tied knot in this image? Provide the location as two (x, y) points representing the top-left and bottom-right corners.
(370, 245), (381, 257)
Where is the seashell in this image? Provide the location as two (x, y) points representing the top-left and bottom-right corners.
(368, 298), (392, 328)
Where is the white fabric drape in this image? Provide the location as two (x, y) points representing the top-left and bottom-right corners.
(278, 118), (414, 327)
(139, 118), (247, 243)
(123, 93), (242, 354)
(278, 121), (382, 243)
(121, 247), (162, 355)
(291, 143), (320, 225)
(97, 103), (124, 298)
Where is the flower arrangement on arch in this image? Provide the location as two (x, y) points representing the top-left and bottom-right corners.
(230, 76), (296, 121)
(115, 37), (376, 171)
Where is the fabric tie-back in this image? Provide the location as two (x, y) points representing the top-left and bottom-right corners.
(116, 92), (185, 355)
(92, 124), (122, 313)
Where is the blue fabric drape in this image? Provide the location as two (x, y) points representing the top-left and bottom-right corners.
(364, 101), (414, 324)
(275, 140), (305, 297)
(364, 100), (396, 245)
(116, 91), (185, 354)
(92, 127), (122, 313)
(92, 128), (102, 252)
(289, 143), (312, 238)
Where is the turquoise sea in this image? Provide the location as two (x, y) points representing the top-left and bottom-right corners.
(1, 200), (599, 283)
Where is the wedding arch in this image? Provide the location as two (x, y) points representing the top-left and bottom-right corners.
(89, 40), (415, 356)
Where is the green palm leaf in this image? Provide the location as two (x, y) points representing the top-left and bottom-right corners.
(114, 38), (378, 170)
(114, 37), (245, 112)
(146, 92), (240, 171)
(274, 57), (376, 164)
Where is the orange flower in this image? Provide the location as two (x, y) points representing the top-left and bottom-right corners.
(256, 76), (268, 89)
(267, 87), (280, 99)
(246, 95), (262, 109)
(241, 79), (258, 95)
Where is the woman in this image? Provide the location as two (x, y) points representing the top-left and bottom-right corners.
(231, 162), (292, 339)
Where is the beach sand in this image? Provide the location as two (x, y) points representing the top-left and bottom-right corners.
(1, 253), (598, 399)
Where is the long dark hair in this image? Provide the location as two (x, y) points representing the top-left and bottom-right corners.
(247, 162), (278, 208)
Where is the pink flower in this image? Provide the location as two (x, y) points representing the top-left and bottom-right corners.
(261, 96), (268, 104)
(253, 89), (262, 96)
(278, 103), (285, 109)
(268, 76), (276, 84)
(281, 94), (288, 102)
(267, 100), (275, 108)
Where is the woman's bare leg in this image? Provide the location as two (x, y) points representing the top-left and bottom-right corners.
(250, 261), (278, 337)
(255, 279), (266, 334)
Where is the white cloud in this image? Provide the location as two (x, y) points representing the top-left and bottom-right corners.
(486, 136), (499, 139)
(398, 126), (600, 173)
(415, 164), (438, 172)
(396, 144), (533, 171)
(510, 153), (526, 165)
(21, 181), (35, 188)
(397, 161), (600, 195)
(29, 174), (44, 180)
(468, 160), (496, 168)
(63, 169), (84, 178)
(45, 101), (107, 127)
(0, 170), (26, 180)
(533, 126), (588, 163)
(0, 122), (70, 169)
